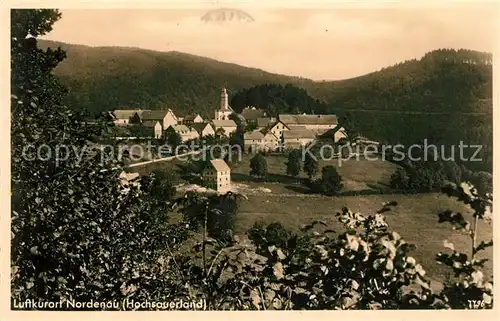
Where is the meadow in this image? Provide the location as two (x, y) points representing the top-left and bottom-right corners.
(130, 152), (493, 288)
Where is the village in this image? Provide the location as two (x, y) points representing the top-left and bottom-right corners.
(113, 88), (348, 193)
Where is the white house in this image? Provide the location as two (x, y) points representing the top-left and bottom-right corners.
(283, 128), (316, 149)
(183, 114), (204, 125)
(318, 125), (348, 143)
(215, 88), (234, 120)
(143, 120), (163, 138)
(203, 159), (231, 193)
(111, 109), (142, 125)
(244, 130), (265, 153)
(212, 119), (237, 136)
(278, 114), (338, 135)
(262, 132), (280, 151)
(269, 120), (290, 140)
(141, 109), (178, 130)
(192, 122), (216, 138)
(170, 124), (199, 142)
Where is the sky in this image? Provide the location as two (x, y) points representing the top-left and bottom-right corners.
(40, 5), (498, 81)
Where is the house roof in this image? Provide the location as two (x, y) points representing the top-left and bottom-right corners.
(208, 159), (231, 172)
(141, 110), (168, 120)
(171, 124), (191, 133)
(270, 120), (291, 130)
(257, 117), (275, 128)
(142, 120), (161, 127)
(184, 114), (203, 122)
(212, 119), (237, 127)
(283, 128), (317, 139)
(263, 132), (279, 140)
(244, 130), (265, 140)
(279, 114), (338, 125)
(112, 109), (143, 119)
(241, 108), (266, 121)
(191, 122), (213, 134)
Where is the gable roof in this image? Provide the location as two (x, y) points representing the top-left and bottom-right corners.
(257, 117), (275, 128)
(191, 122), (214, 134)
(283, 128), (317, 139)
(270, 120), (290, 130)
(184, 114), (203, 122)
(141, 110), (168, 120)
(212, 119), (237, 128)
(244, 130), (265, 140)
(171, 124), (191, 133)
(142, 120), (161, 127)
(241, 108), (266, 121)
(208, 159), (231, 172)
(112, 109), (143, 119)
(317, 125), (346, 138)
(279, 114), (338, 125)
(263, 131), (279, 140)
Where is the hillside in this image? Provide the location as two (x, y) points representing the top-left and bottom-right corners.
(38, 40), (492, 171)
(38, 39), (314, 117)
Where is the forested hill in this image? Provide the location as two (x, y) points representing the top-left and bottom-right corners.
(305, 48), (492, 115)
(37, 39), (314, 117)
(229, 84), (328, 116)
(39, 39), (492, 118)
(38, 39), (492, 171)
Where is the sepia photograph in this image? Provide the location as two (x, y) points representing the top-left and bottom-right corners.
(5, 1), (497, 314)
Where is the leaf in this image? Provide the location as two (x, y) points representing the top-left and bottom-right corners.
(471, 270), (484, 284)
(264, 289), (275, 301)
(250, 289), (261, 309)
(272, 298), (282, 309)
(474, 240), (493, 254)
(276, 248), (286, 260)
(273, 262), (284, 280)
(346, 234), (360, 251)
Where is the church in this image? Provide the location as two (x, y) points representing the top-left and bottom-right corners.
(214, 88), (234, 120)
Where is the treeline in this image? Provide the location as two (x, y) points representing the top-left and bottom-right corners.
(230, 83), (328, 116)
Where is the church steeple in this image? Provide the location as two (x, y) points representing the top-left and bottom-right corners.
(220, 88), (229, 111)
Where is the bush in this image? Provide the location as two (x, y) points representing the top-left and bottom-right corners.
(250, 153), (268, 179)
(318, 165), (343, 196)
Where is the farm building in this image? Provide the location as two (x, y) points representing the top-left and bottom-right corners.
(203, 159), (232, 193)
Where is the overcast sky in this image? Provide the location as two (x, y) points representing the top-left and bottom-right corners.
(40, 5), (498, 80)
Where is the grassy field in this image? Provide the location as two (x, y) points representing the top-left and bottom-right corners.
(128, 152), (493, 288)
(235, 193), (493, 287)
(230, 153), (398, 194)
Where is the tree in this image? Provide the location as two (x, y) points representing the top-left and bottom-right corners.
(250, 153), (267, 179)
(11, 10), (178, 306)
(285, 149), (301, 180)
(140, 169), (177, 204)
(165, 126), (182, 149)
(303, 152), (319, 180)
(319, 165), (343, 196)
(229, 131), (244, 150)
(390, 167), (410, 191)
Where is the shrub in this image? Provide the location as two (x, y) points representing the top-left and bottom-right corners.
(318, 165), (343, 196)
(285, 149), (302, 179)
(303, 152), (319, 181)
(250, 153), (268, 179)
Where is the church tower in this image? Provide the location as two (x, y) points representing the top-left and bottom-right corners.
(215, 87), (233, 120)
(221, 88), (229, 111)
